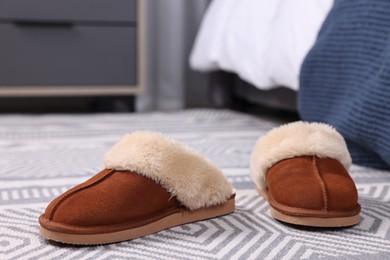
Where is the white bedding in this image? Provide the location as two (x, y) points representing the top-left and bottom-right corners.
(189, 0), (333, 91)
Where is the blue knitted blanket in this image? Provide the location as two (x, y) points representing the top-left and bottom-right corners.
(299, 0), (390, 169)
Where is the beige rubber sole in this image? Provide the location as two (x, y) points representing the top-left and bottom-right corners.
(269, 207), (360, 227)
(40, 196), (235, 245)
(259, 189), (360, 227)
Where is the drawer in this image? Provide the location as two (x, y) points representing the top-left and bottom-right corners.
(0, 0), (136, 23)
(0, 24), (136, 86)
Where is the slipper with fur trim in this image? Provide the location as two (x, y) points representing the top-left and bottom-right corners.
(39, 132), (235, 245)
(250, 122), (360, 227)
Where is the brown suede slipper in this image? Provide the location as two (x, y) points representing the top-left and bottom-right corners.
(39, 132), (235, 245)
(250, 122), (360, 227)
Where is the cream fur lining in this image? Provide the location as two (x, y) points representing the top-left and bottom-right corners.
(250, 121), (352, 190)
(103, 132), (233, 210)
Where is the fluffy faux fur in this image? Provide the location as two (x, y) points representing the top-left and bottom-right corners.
(103, 132), (233, 210)
(250, 121), (352, 190)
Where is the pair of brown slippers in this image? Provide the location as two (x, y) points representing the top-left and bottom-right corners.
(38, 122), (360, 245)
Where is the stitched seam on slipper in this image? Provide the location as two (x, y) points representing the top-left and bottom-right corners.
(267, 193), (356, 216)
(267, 191), (321, 213)
(47, 205), (183, 229)
(49, 169), (115, 220)
(47, 195), (235, 230)
(266, 184), (359, 216)
(312, 156), (328, 212)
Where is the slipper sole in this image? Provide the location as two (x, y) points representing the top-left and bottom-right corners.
(258, 189), (360, 227)
(39, 196), (235, 245)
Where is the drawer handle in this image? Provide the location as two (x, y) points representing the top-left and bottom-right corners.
(13, 20), (74, 28)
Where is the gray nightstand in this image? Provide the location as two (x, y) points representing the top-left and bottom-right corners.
(0, 0), (144, 112)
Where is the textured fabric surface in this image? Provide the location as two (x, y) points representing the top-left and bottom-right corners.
(190, 0), (332, 91)
(299, 0), (390, 169)
(1, 109), (390, 259)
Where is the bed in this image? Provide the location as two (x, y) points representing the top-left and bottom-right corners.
(190, 0), (333, 111)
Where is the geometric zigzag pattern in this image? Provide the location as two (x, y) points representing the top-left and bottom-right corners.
(1, 109), (390, 259)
